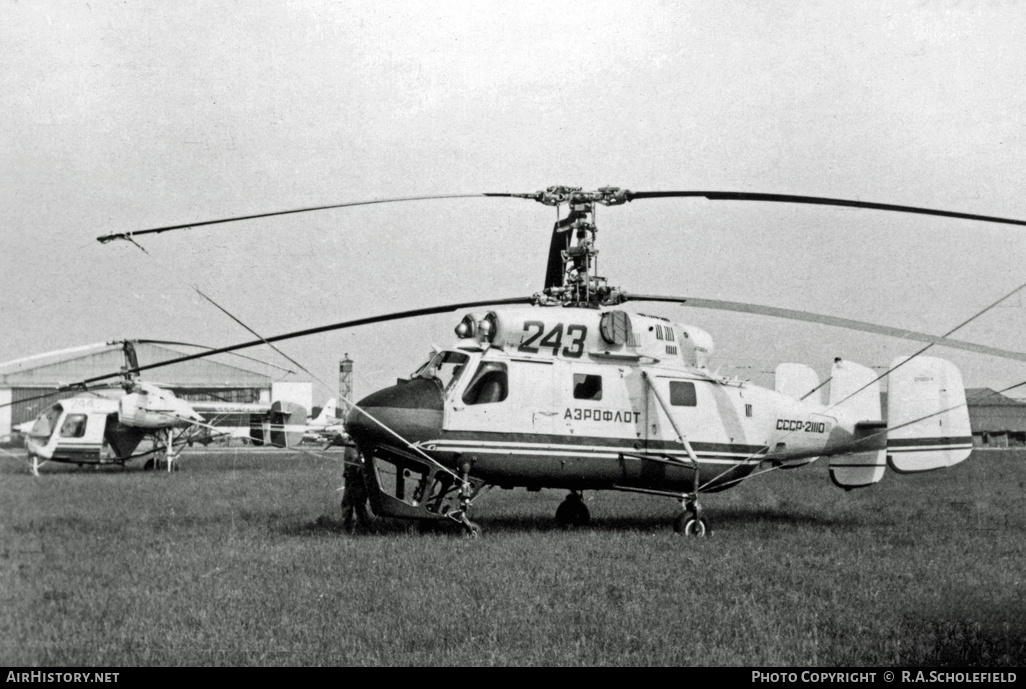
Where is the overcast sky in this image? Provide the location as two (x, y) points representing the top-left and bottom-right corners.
(3, 1), (1026, 403)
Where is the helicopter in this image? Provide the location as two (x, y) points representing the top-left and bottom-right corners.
(14, 340), (306, 475)
(95, 186), (1026, 535)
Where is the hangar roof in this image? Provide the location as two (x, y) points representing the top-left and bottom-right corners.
(966, 388), (1026, 406)
(0, 342), (274, 388)
(966, 388), (1026, 433)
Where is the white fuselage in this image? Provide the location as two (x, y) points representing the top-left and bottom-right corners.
(351, 306), (879, 494)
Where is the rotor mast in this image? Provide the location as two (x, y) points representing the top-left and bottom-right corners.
(113, 340), (141, 390)
(518, 186), (630, 308)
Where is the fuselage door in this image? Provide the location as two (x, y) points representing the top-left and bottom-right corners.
(52, 410), (107, 461)
(446, 358), (555, 436)
(644, 373), (742, 452)
(558, 361), (642, 442)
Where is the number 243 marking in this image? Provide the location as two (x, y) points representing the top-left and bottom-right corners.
(518, 322), (587, 358)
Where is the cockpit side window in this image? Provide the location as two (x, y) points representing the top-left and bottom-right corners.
(462, 363), (509, 405)
(414, 351), (470, 392)
(59, 414), (88, 438)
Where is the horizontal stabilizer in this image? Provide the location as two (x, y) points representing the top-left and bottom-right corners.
(830, 450), (886, 489)
(886, 356), (972, 473)
(776, 363), (821, 402)
(829, 422), (887, 489)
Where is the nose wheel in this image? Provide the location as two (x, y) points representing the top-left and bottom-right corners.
(555, 491), (590, 527)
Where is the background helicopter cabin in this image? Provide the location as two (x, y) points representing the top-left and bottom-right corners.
(0, 342), (320, 447)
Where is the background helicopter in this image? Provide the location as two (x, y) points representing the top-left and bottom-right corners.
(10, 340), (306, 475)
(94, 186), (1026, 535)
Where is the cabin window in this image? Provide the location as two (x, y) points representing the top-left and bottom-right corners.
(669, 381), (697, 407)
(462, 363), (508, 405)
(59, 414), (88, 438)
(573, 374), (603, 401)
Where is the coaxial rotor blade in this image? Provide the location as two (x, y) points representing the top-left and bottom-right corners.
(24, 297), (536, 394)
(626, 293), (1026, 363)
(96, 193), (521, 243)
(540, 189), (1026, 290)
(1, 296), (533, 411)
(624, 191), (1026, 228)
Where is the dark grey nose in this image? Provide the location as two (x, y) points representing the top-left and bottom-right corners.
(344, 378), (445, 451)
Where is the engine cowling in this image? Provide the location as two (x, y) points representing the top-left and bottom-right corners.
(118, 386), (200, 429)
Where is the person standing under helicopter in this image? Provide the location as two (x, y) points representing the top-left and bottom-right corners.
(340, 440), (371, 533)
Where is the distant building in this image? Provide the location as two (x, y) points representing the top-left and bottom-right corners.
(0, 342), (278, 439)
(965, 388), (1026, 448)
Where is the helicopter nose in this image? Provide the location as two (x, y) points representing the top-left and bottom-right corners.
(344, 378), (444, 450)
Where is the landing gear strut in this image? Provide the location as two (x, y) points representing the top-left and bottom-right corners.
(449, 462), (481, 538)
(556, 491), (590, 527)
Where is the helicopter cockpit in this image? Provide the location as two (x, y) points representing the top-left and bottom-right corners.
(28, 404), (63, 442)
(412, 350), (510, 407)
(413, 350), (471, 393)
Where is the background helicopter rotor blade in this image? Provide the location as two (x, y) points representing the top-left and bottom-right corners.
(623, 191), (1026, 228)
(0, 342), (110, 370)
(134, 339), (297, 375)
(0, 381), (124, 412)
(96, 193), (521, 243)
(626, 293), (1026, 364)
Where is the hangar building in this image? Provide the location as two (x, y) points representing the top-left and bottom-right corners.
(0, 342), (297, 439)
(966, 387), (1026, 448)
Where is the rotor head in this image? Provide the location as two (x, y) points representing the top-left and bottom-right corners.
(531, 186), (630, 309)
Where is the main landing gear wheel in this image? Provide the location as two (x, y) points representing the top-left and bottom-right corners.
(673, 513), (709, 537)
(555, 492), (590, 527)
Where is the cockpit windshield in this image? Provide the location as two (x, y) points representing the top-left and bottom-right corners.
(413, 351), (471, 393)
(29, 405), (63, 441)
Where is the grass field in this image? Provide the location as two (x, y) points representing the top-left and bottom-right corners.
(1, 447), (1023, 666)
